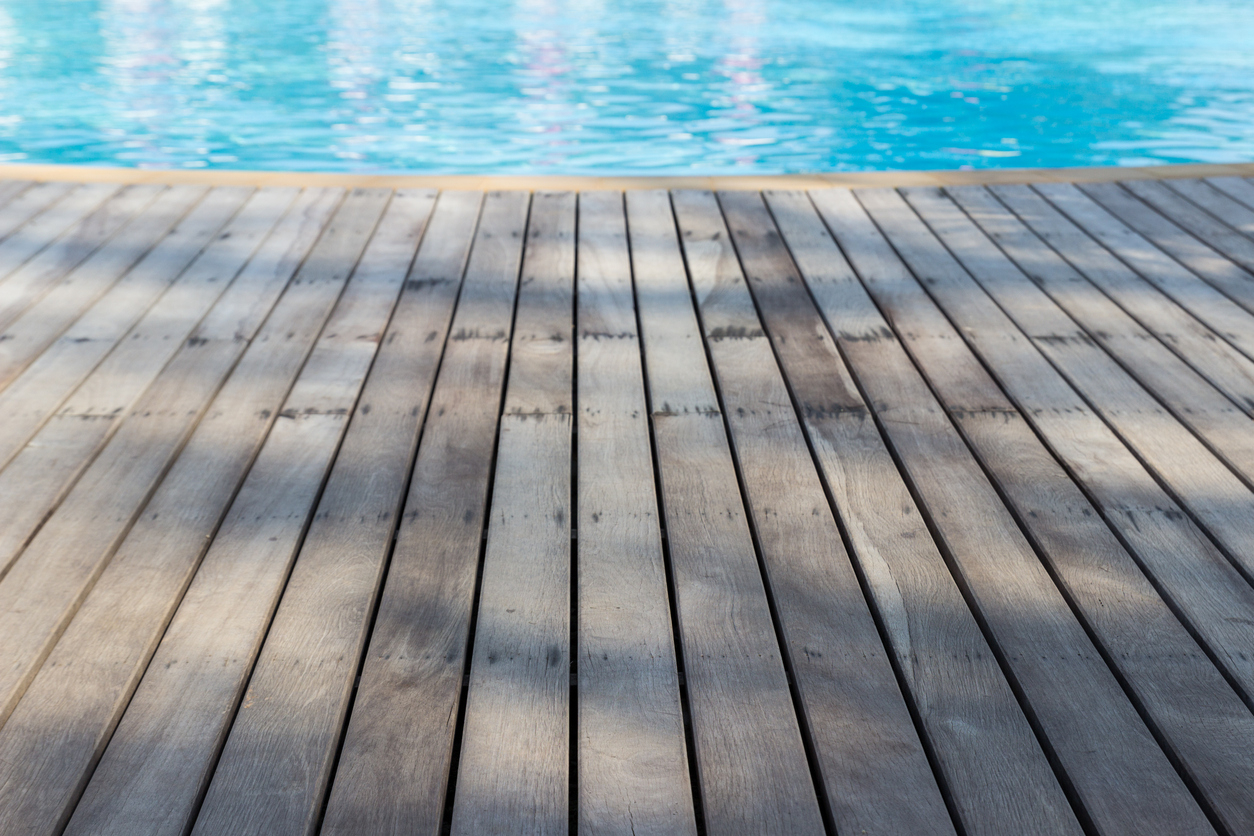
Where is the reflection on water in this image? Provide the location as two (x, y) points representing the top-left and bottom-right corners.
(0, 0), (1251, 173)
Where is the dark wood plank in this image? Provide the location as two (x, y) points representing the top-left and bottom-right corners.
(675, 189), (954, 836)
(447, 192), (575, 835)
(1031, 182), (1254, 369)
(989, 183), (1254, 412)
(0, 184), (160, 332)
(574, 190), (697, 836)
(188, 190), (481, 836)
(627, 188), (824, 835)
(817, 185), (1215, 836)
(737, 188), (1081, 836)
(1077, 181), (1254, 315)
(0, 189), (384, 734)
(319, 190), (530, 836)
(790, 186), (1254, 834)
(0, 185), (349, 835)
(913, 186), (1254, 589)
(61, 189), (434, 836)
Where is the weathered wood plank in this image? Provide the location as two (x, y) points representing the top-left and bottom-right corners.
(0, 182), (118, 289)
(677, 189), (955, 835)
(0, 186), (289, 577)
(188, 191), (481, 836)
(1031, 182), (1254, 370)
(0, 180), (34, 215)
(0, 186), (348, 836)
(574, 190), (697, 836)
(990, 183), (1254, 412)
(320, 190), (530, 836)
(60, 189), (434, 836)
(0, 184), (160, 331)
(0, 184), (219, 392)
(1163, 178), (1254, 237)
(1077, 181), (1254, 315)
(809, 186), (1254, 834)
(1206, 177), (1254, 213)
(919, 186), (1254, 589)
(1122, 179), (1254, 274)
(626, 189), (824, 835)
(819, 186), (1215, 836)
(450, 191), (575, 836)
(738, 188), (1082, 836)
(0, 189), (383, 735)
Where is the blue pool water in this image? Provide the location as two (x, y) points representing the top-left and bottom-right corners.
(0, 0), (1252, 174)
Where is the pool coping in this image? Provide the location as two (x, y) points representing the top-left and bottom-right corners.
(0, 160), (1251, 190)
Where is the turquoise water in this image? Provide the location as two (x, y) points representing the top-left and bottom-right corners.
(0, 0), (1251, 174)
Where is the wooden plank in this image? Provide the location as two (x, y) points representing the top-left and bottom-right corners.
(0, 188), (383, 734)
(1122, 179), (1254, 274)
(918, 186), (1254, 587)
(674, 190), (953, 835)
(1032, 182), (1254, 370)
(0, 180), (34, 214)
(734, 188), (1080, 836)
(949, 186), (1254, 490)
(0, 182), (117, 287)
(1077, 181), (1254, 315)
(449, 191), (575, 836)
(0, 184), (160, 331)
(1206, 177), (1254, 213)
(791, 187), (1254, 834)
(0, 187), (293, 577)
(574, 190), (697, 836)
(816, 186), (1215, 836)
(189, 190), (481, 836)
(625, 189), (824, 835)
(0, 186), (350, 835)
(320, 190), (530, 836)
(990, 183), (1254, 412)
(61, 189), (434, 836)
(0, 184), (219, 393)
(1163, 179), (1254, 237)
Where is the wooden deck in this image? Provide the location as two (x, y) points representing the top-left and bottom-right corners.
(0, 172), (1254, 835)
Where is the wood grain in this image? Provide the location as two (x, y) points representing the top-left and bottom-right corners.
(824, 186), (1254, 834)
(626, 189), (825, 835)
(1122, 179), (1254, 274)
(820, 185), (1214, 836)
(1162, 178), (1254, 238)
(189, 190), (480, 836)
(0, 182), (119, 290)
(575, 190), (697, 836)
(320, 190), (530, 836)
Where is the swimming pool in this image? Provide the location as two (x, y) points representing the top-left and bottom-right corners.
(1, 0), (1251, 174)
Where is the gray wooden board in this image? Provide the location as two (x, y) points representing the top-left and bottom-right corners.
(0, 187), (288, 578)
(677, 189), (955, 836)
(0, 184), (162, 332)
(1163, 179), (1254, 238)
(0, 185), (349, 835)
(189, 190), (481, 836)
(0, 189), (384, 737)
(818, 186), (1216, 836)
(1207, 177), (1254, 214)
(0, 180), (34, 214)
(626, 189), (825, 835)
(1077, 181), (1254, 316)
(319, 190), (530, 836)
(0, 183), (120, 290)
(744, 188), (1083, 836)
(0, 184), (221, 392)
(919, 186), (1254, 590)
(803, 187), (1254, 834)
(449, 192), (575, 836)
(950, 186), (1254, 498)
(574, 190), (697, 836)
(1032, 182), (1254, 372)
(0, 187), (298, 477)
(61, 189), (434, 836)
(1122, 180), (1254, 274)
(989, 183), (1254, 415)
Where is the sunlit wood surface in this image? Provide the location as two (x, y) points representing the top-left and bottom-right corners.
(0, 175), (1253, 836)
